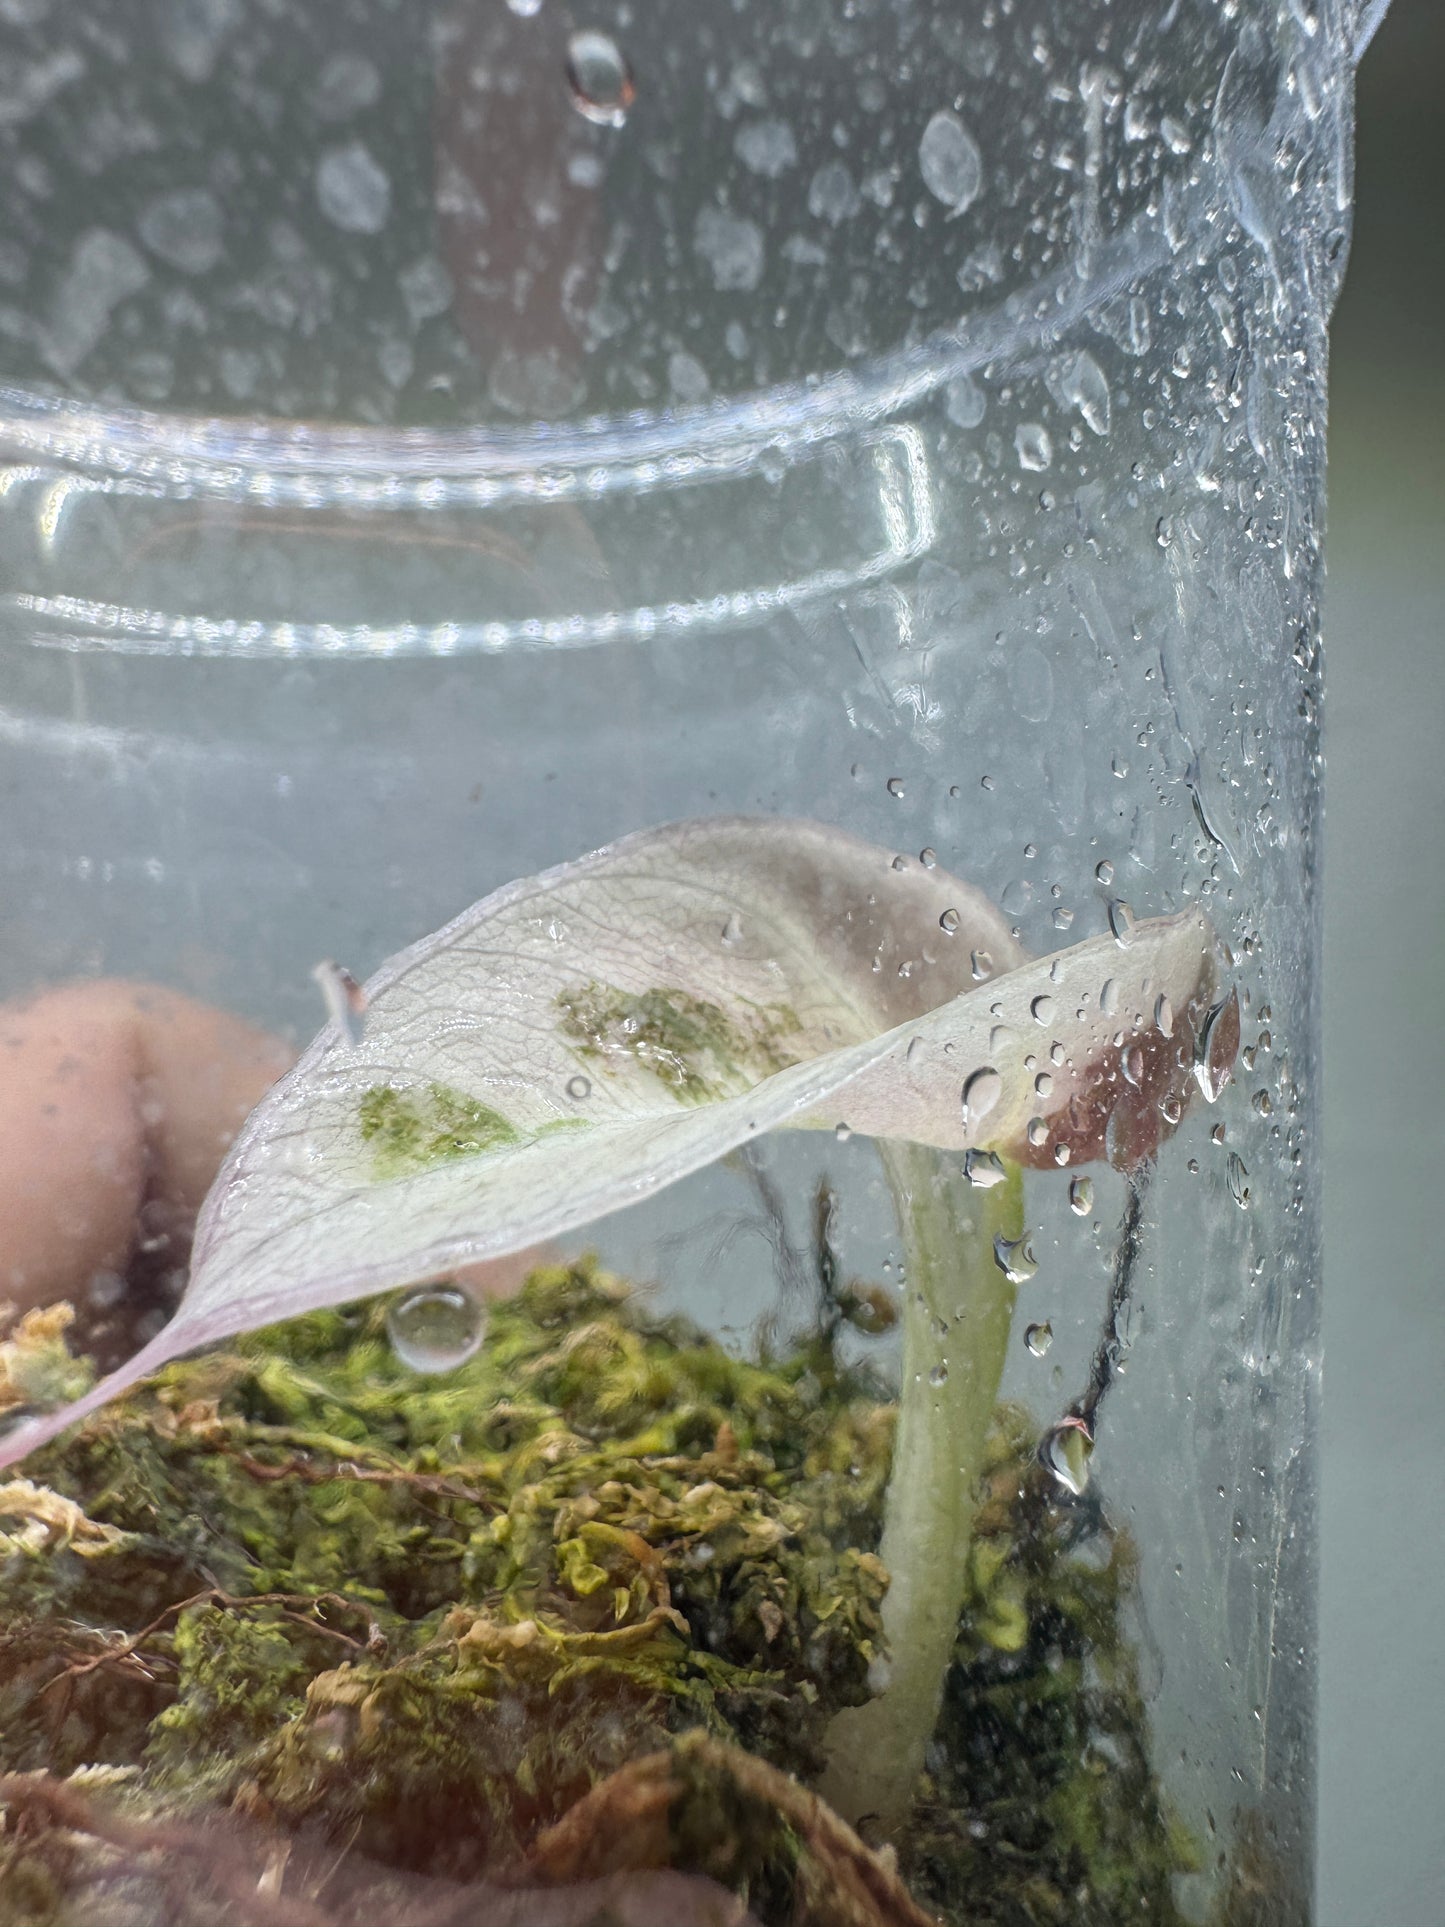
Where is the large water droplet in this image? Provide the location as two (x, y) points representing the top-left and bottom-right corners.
(965, 1147), (1007, 1188)
(918, 110), (983, 214)
(1030, 993), (1055, 1026)
(971, 949), (994, 982)
(1095, 859), (1115, 885)
(1068, 1175), (1094, 1215)
(939, 907), (961, 934)
(1108, 899), (1137, 946)
(387, 1286), (486, 1374)
(1056, 349), (1112, 436)
(1195, 987), (1241, 1102)
(993, 1230), (1038, 1284)
(1025, 1321), (1053, 1358)
(1155, 993), (1174, 1037)
(944, 374), (986, 428)
(566, 30), (635, 127)
(1015, 423), (1053, 472)
(1226, 1152), (1250, 1209)
(1041, 1417), (1093, 1495)
(315, 142), (392, 234)
(962, 1066), (1002, 1127)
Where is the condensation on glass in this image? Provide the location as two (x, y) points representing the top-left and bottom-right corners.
(0, 3), (1365, 1922)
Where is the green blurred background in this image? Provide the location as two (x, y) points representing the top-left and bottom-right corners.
(1321, 2), (1445, 1921)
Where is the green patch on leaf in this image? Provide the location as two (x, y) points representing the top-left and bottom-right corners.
(358, 1082), (519, 1179)
(555, 982), (802, 1104)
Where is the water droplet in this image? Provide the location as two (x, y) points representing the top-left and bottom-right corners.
(1195, 987), (1241, 1103)
(1034, 1071), (1054, 1098)
(312, 958), (367, 1046)
(1027, 1117), (1049, 1147)
(1227, 1152), (1250, 1209)
(387, 1286), (486, 1374)
(566, 1074), (592, 1100)
(1053, 906), (1076, 930)
(1041, 1417), (1093, 1495)
(1211, 1121), (1227, 1144)
(962, 1066), (1002, 1127)
(939, 907), (961, 934)
(1025, 1321), (1053, 1358)
(1108, 900), (1137, 946)
(965, 1147), (1007, 1188)
(1030, 993), (1055, 1026)
(808, 158), (860, 224)
(918, 109), (983, 214)
(1100, 978), (1120, 1017)
(1055, 349), (1112, 436)
(919, 846), (938, 869)
(1095, 859), (1115, 885)
(721, 913), (743, 944)
(886, 775), (905, 798)
(138, 187), (224, 275)
(1121, 1044), (1144, 1087)
(944, 374), (986, 428)
(565, 30), (635, 127)
(835, 1121), (853, 1142)
(928, 1362), (949, 1387)
(1053, 1141), (1071, 1166)
(1068, 1175), (1094, 1215)
(1155, 993), (1174, 1037)
(971, 949), (994, 982)
(315, 141), (392, 234)
(1015, 422), (1053, 472)
(735, 117), (798, 179)
(993, 1231), (1038, 1284)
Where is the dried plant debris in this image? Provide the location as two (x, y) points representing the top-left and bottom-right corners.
(1, 1260), (1202, 1925)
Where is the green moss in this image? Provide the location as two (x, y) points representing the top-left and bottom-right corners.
(556, 981), (802, 1102)
(357, 1081), (519, 1179)
(0, 1260), (1204, 1924)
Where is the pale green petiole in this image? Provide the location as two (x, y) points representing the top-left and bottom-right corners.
(819, 1144), (1024, 1831)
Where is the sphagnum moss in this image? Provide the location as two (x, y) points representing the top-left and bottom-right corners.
(0, 1259), (1199, 1925)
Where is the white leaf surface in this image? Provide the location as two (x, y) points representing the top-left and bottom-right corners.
(0, 817), (1228, 1465)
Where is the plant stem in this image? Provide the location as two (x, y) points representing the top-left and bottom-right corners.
(818, 1143), (1023, 1833)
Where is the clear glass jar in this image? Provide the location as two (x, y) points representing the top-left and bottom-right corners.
(0, 3), (1358, 1921)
